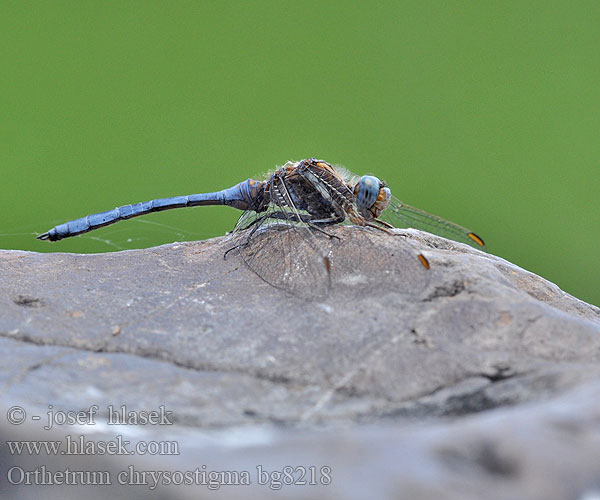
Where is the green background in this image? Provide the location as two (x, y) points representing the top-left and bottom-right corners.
(2, 1), (598, 306)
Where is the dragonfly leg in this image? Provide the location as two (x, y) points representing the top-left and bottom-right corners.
(263, 211), (342, 239)
(310, 214), (345, 225)
(223, 241), (247, 259)
(308, 213), (345, 240)
(265, 212), (311, 223)
(224, 213), (271, 259)
(365, 221), (395, 235)
(373, 218), (394, 229)
(308, 223), (341, 240)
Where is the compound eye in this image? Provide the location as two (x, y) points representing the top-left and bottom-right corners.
(356, 175), (381, 211)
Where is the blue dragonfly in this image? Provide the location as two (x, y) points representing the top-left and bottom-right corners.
(38, 158), (485, 296)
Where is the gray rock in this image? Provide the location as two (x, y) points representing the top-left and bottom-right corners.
(0, 227), (598, 499)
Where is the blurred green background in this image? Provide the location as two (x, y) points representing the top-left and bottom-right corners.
(1, 1), (598, 306)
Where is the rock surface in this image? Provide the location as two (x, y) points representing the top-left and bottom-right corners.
(0, 227), (599, 499)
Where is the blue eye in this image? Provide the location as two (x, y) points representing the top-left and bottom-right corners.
(356, 175), (381, 211)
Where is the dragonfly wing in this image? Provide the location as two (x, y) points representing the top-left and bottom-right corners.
(379, 196), (485, 249)
(226, 189), (335, 300)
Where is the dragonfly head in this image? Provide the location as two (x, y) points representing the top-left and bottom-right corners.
(354, 175), (392, 220)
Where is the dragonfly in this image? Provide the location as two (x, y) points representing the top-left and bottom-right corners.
(37, 158), (485, 297)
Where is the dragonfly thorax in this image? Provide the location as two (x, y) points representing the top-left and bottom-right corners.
(354, 175), (392, 220)
(269, 159), (356, 223)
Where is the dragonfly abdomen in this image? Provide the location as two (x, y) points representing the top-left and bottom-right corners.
(37, 179), (265, 241)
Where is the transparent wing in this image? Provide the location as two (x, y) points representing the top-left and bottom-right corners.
(225, 189), (336, 299)
(379, 196), (486, 249)
(325, 225), (432, 298)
